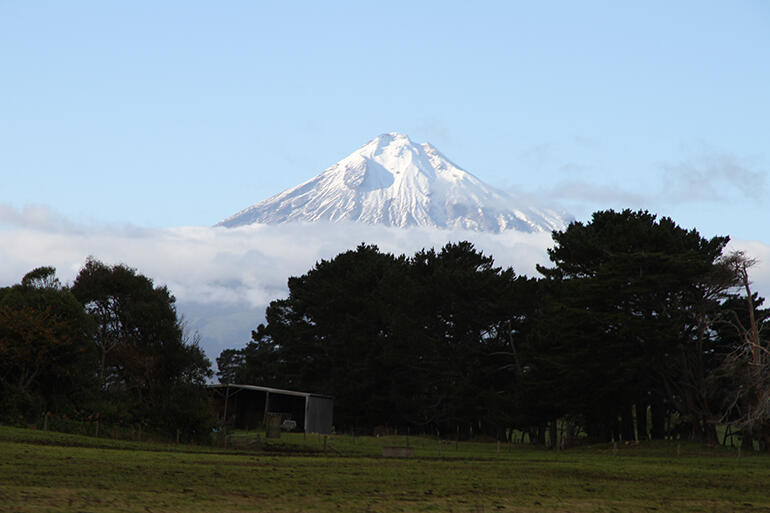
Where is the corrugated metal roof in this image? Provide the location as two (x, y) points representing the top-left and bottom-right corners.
(208, 383), (333, 400)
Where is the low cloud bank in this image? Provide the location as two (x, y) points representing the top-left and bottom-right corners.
(2, 206), (768, 362)
(0, 214), (556, 359)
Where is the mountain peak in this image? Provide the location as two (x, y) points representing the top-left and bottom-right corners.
(377, 132), (413, 143)
(218, 134), (571, 233)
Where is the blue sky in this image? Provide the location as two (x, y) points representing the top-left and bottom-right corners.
(2, 1), (769, 357)
(2, 1), (768, 233)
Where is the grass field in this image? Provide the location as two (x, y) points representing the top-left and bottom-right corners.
(1, 426), (769, 513)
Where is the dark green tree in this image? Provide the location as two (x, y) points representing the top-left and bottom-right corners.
(0, 267), (94, 424)
(262, 244), (408, 430)
(216, 324), (281, 385)
(71, 258), (213, 440)
(532, 209), (730, 443)
(403, 242), (522, 437)
(218, 241), (530, 436)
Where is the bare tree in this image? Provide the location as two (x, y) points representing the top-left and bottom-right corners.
(717, 251), (770, 450)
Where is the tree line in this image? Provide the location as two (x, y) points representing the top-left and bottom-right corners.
(2, 209), (767, 449)
(217, 210), (770, 450)
(0, 259), (214, 441)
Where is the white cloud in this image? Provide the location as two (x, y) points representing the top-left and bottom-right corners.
(517, 146), (767, 226)
(660, 150), (767, 203)
(0, 203), (81, 232)
(3, 203), (768, 363)
(0, 207), (556, 359)
(537, 181), (649, 208)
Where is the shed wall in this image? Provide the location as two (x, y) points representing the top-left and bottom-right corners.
(305, 396), (334, 434)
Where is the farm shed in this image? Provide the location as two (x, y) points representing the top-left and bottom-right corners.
(209, 384), (334, 434)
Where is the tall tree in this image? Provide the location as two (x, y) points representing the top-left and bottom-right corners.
(262, 244), (408, 429)
(71, 258), (213, 439)
(0, 267), (93, 423)
(715, 251), (770, 450)
(404, 242), (521, 437)
(218, 242), (528, 436)
(533, 209), (729, 443)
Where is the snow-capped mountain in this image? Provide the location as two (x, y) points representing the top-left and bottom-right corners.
(219, 133), (571, 233)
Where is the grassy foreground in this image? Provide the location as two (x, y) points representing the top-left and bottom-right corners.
(1, 426), (769, 513)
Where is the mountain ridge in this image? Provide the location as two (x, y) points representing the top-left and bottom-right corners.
(219, 133), (571, 233)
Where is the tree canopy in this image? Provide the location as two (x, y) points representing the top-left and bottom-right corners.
(0, 268), (92, 423)
(2, 208), (767, 450)
(529, 209), (732, 443)
(218, 242), (536, 436)
(0, 260), (214, 442)
(219, 209), (769, 450)
(71, 258), (213, 439)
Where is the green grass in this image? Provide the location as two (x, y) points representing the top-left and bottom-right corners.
(1, 426), (769, 512)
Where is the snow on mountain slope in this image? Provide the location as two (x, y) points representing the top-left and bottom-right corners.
(218, 133), (571, 233)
